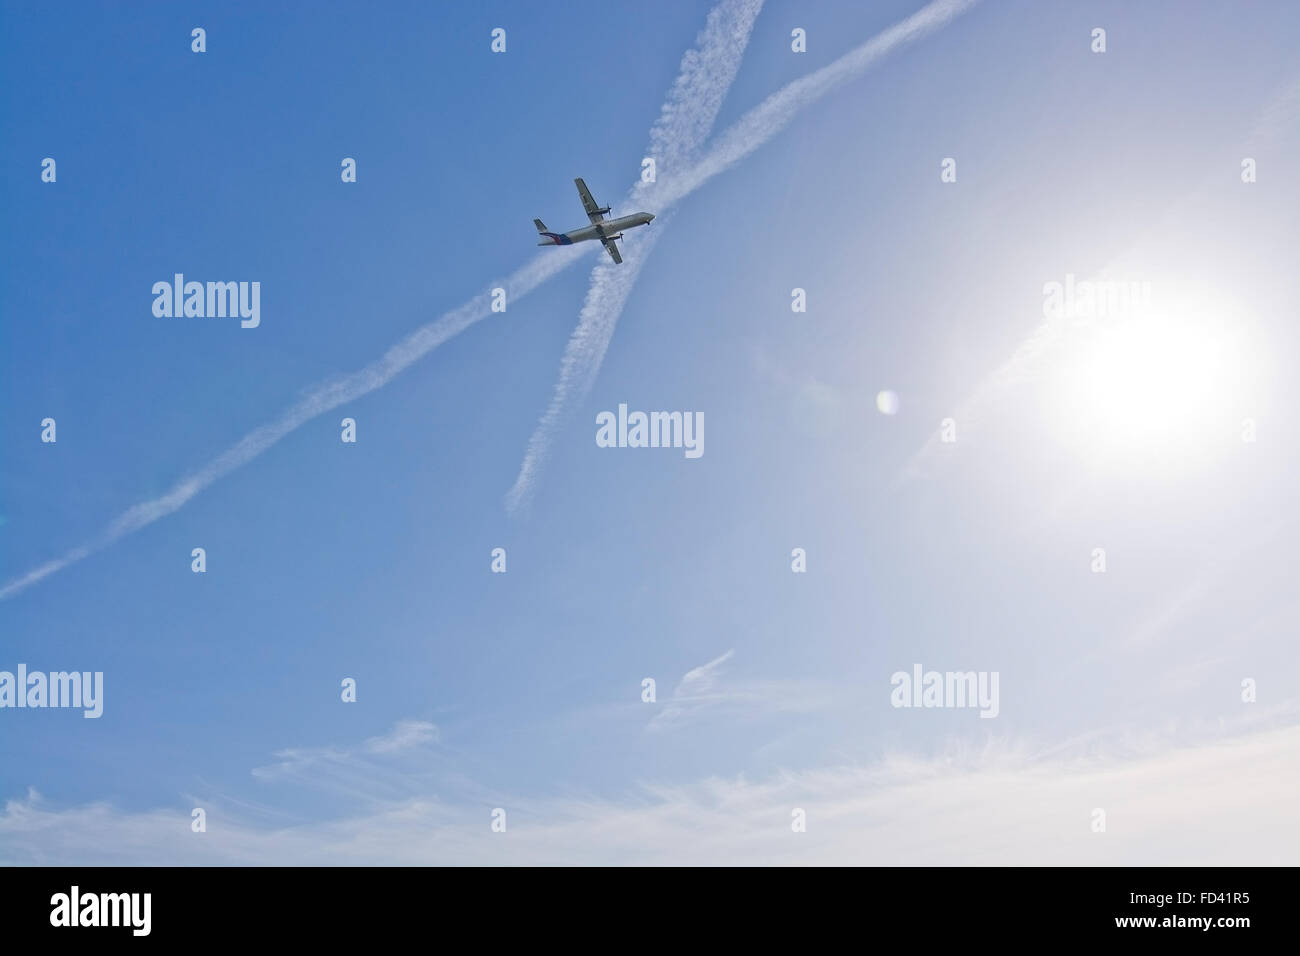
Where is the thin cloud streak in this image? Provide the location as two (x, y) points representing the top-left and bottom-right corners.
(645, 649), (829, 731)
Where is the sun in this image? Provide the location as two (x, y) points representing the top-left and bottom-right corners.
(1045, 279), (1255, 475)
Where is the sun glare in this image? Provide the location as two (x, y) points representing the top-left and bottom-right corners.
(1046, 282), (1253, 475)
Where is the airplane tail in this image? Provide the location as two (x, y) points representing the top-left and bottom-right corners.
(535, 218), (566, 246)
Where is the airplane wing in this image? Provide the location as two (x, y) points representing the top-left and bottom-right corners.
(574, 177), (608, 223)
(600, 236), (623, 264)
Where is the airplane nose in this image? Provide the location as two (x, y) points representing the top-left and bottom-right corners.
(647, 214), (655, 222)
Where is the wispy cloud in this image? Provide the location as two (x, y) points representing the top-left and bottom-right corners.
(649, 649), (829, 731)
(5, 719), (1297, 865)
(506, 0), (981, 511)
(364, 719), (439, 754)
(247, 719), (446, 807)
(651, 648), (736, 728)
(676, 648), (736, 696)
(252, 719), (440, 779)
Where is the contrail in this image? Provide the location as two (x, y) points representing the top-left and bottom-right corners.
(506, 0), (980, 511)
(659, 0), (978, 208)
(3, 0), (977, 599)
(0, 249), (585, 600)
(0, 0), (758, 600)
(506, 0), (764, 513)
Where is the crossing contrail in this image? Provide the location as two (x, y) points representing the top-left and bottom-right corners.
(505, 0), (980, 511)
(505, 0), (765, 512)
(2, 0), (977, 600)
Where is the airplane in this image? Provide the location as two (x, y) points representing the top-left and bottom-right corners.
(534, 178), (655, 264)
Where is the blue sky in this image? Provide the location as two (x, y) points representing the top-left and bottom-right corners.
(2, 0), (1299, 864)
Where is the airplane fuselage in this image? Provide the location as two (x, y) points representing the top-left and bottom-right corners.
(539, 212), (654, 246)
